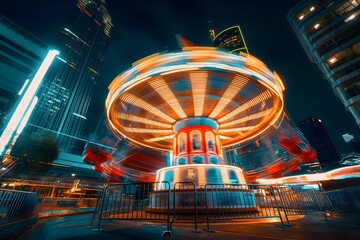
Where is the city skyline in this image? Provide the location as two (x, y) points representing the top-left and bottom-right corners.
(25, 0), (112, 154)
(2, 0), (360, 154)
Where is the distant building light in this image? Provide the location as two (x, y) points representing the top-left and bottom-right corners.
(314, 23), (320, 29)
(71, 173), (76, 176)
(72, 112), (87, 120)
(56, 56), (68, 63)
(343, 133), (354, 143)
(310, 6), (315, 11)
(1, 167), (6, 171)
(18, 79), (29, 95)
(299, 15), (304, 20)
(318, 119), (322, 122)
(328, 57), (338, 64)
(345, 14), (356, 22)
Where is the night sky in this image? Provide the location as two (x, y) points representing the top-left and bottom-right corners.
(2, 0), (360, 154)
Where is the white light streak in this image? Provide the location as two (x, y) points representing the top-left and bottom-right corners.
(209, 75), (249, 118)
(64, 28), (90, 46)
(16, 97), (38, 135)
(149, 77), (187, 118)
(122, 127), (173, 134)
(218, 126), (256, 133)
(115, 112), (172, 128)
(218, 90), (272, 123)
(72, 112), (87, 120)
(191, 71), (208, 116)
(145, 135), (175, 142)
(120, 92), (175, 123)
(18, 79), (29, 95)
(56, 56), (68, 63)
(0, 49), (59, 155)
(220, 109), (273, 128)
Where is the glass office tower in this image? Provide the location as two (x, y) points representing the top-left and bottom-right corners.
(210, 25), (249, 54)
(0, 15), (50, 158)
(28, 0), (112, 154)
(299, 117), (340, 170)
(288, 0), (360, 126)
(0, 15), (48, 134)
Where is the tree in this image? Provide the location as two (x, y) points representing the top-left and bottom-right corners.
(11, 132), (60, 173)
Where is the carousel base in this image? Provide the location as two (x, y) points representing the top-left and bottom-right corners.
(146, 188), (258, 214)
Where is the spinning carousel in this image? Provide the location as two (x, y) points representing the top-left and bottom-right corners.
(103, 46), (287, 211)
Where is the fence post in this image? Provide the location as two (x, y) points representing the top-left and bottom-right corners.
(161, 181), (173, 237)
(89, 188), (104, 228)
(203, 184), (214, 232)
(275, 186), (291, 225)
(309, 188), (328, 221)
(270, 186), (288, 226)
(193, 183), (199, 233)
(95, 185), (109, 232)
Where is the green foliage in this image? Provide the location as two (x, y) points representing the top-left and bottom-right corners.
(11, 132), (60, 173)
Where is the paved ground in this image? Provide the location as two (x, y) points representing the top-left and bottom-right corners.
(21, 213), (360, 240)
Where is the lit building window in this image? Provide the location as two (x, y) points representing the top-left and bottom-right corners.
(345, 14), (356, 22)
(328, 57), (338, 64)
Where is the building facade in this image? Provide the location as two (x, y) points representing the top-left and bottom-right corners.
(0, 15), (52, 157)
(0, 15), (48, 133)
(288, 0), (360, 126)
(210, 25), (249, 54)
(299, 117), (340, 170)
(28, 0), (112, 154)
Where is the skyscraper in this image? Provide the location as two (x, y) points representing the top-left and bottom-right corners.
(299, 117), (340, 170)
(288, 0), (360, 126)
(0, 15), (58, 158)
(28, 0), (112, 154)
(210, 25), (249, 54)
(0, 15), (48, 133)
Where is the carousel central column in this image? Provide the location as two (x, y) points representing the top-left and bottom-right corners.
(155, 117), (247, 188)
(172, 117), (225, 166)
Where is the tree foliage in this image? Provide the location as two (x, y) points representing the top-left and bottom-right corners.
(11, 132), (60, 173)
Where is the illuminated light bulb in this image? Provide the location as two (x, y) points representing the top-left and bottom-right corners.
(328, 57), (338, 64)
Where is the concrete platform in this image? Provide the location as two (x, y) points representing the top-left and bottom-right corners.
(21, 213), (360, 240)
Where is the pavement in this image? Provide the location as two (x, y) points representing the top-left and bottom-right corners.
(20, 212), (360, 240)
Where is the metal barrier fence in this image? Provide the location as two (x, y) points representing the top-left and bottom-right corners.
(203, 184), (285, 231)
(90, 182), (360, 236)
(172, 182), (199, 232)
(316, 186), (360, 212)
(275, 185), (327, 221)
(0, 188), (38, 225)
(94, 182), (172, 236)
(37, 197), (98, 216)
